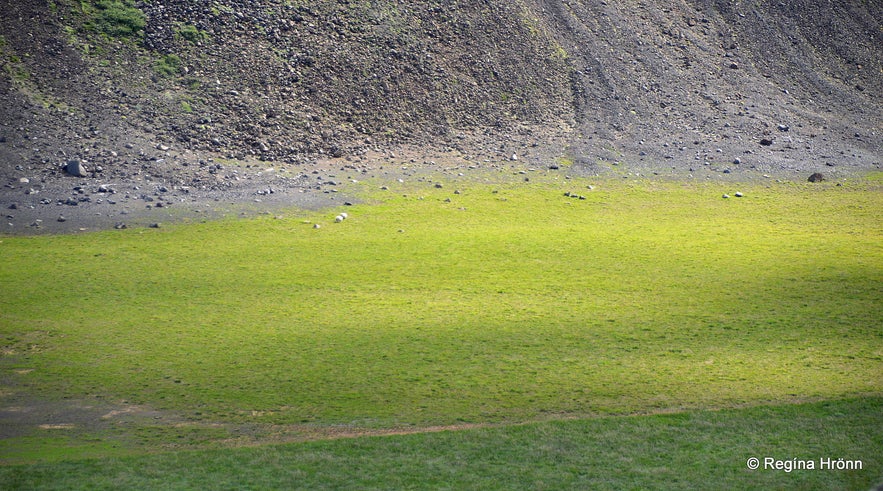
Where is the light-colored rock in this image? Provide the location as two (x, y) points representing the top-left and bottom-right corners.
(64, 160), (88, 177)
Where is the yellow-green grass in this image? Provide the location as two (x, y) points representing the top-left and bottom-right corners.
(1, 176), (881, 462)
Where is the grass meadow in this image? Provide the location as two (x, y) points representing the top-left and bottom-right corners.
(1, 173), (881, 488)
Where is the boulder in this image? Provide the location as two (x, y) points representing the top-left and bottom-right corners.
(64, 159), (88, 177)
(808, 172), (825, 183)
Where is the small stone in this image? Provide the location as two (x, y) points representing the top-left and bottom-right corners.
(18, 177), (29, 184)
(511, 153), (518, 161)
(57, 215), (66, 222)
(114, 222), (127, 229)
(734, 192), (744, 197)
(808, 172), (825, 183)
(759, 138), (773, 146)
(313, 224), (321, 229)
(149, 223), (161, 228)
(722, 194), (730, 199)
(434, 183), (443, 189)
(733, 157), (741, 165)
(777, 124), (790, 132)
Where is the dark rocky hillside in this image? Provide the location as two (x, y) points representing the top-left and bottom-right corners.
(1, 0), (881, 231)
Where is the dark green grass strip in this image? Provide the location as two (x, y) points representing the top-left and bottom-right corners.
(1, 397), (881, 490)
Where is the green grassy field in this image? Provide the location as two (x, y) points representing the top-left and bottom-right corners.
(1, 397), (880, 490)
(1, 174), (881, 487)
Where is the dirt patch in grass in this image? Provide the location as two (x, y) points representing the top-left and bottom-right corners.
(0, 395), (183, 440)
(0, 390), (499, 462)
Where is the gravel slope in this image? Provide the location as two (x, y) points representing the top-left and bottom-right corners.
(1, 0), (880, 234)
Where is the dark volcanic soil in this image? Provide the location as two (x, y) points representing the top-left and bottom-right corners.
(1, 0), (881, 234)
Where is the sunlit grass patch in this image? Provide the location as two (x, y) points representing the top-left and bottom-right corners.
(0, 176), (881, 461)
